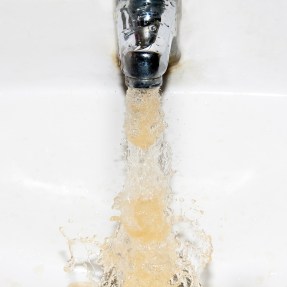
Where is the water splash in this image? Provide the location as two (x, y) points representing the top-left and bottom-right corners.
(62, 88), (212, 287)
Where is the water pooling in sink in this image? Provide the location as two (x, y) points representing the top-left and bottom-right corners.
(61, 88), (212, 287)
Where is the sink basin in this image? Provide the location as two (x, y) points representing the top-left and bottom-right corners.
(1, 0), (287, 286)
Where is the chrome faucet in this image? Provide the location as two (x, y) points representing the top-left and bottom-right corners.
(115, 0), (181, 89)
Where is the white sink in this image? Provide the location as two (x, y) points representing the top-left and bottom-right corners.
(1, 0), (287, 286)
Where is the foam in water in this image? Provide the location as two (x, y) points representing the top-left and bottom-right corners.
(61, 88), (212, 287)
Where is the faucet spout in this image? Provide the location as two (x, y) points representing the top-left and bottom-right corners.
(116, 0), (181, 89)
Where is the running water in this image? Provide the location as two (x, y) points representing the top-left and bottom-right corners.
(61, 88), (212, 287)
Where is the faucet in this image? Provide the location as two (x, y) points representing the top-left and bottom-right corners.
(115, 0), (181, 89)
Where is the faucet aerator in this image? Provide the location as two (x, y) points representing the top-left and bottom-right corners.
(116, 0), (181, 89)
